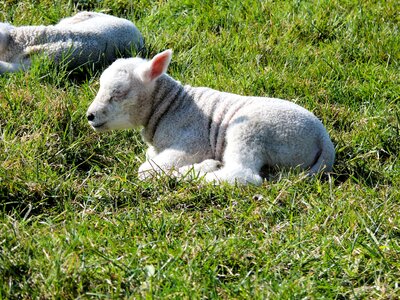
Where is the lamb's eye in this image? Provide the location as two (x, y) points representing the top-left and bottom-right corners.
(111, 89), (128, 101)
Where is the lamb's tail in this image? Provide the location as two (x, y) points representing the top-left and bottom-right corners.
(308, 135), (335, 175)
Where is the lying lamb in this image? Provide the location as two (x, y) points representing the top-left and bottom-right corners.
(0, 11), (144, 74)
(86, 49), (335, 185)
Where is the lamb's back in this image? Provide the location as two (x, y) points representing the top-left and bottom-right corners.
(7, 13), (143, 65)
(54, 13), (143, 51)
(186, 86), (328, 161)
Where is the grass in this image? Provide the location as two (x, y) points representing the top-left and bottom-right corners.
(1, 0), (399, 298)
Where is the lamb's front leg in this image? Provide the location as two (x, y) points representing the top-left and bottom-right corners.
(0, 60), (30, 74)
(177, 159), (222, 179)
(138, 148), (194, 180)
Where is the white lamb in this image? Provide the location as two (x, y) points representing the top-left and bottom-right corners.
(86, 49), (335, 185)
(0, 11), (144, 74)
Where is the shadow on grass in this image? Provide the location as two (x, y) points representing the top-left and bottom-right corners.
(0, 185), (140, 218)
(0, 192), (66, 217)
(0, 140), (393, 218)
(330, 145), (392, 187)
(28, 45), (148, 87)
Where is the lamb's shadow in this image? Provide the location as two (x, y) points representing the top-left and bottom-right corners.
(34, 46), (148, 87)
(0, 185), (68, 218)
(260, 147), (389, 187)
(328, 142), (391, 187)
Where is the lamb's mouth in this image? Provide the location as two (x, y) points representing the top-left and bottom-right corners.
(91, 122), (107, 130)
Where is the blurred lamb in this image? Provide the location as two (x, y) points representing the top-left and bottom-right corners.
(0, 11), (144, 74)
(86, 49), (335, 185)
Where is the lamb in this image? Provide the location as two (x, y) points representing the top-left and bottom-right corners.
(86, 49), (335, 185)
(0, 11), (144, 74)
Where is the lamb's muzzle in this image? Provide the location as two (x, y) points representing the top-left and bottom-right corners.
(87, 113), (95, 122)
(87, 113), (106, 130)
(87, 49), (335, 185)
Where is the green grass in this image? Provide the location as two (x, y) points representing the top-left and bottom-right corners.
(1, 0), (399, 298)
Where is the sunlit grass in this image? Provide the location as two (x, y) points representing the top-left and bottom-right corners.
(1, 0), (399, 298)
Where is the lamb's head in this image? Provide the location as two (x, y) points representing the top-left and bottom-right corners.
(86, 49), (172, 132)
(0, 23), (13, 57)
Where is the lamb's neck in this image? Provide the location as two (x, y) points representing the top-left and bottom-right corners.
(142, 74), (186, 144)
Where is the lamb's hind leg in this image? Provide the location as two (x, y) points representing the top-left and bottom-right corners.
(205, 164), (263, 185)
(204, 148), (264, 185)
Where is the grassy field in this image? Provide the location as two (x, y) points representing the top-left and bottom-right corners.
(1, 0), (399, 298)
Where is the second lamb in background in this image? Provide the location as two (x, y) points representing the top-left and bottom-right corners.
(0, 11), (144, 73)
(86, 50), (335, 185)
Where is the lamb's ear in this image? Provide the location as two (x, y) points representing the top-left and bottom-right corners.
(140, 49), (172, 83)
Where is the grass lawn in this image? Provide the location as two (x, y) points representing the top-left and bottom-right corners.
(1, 0), (399, 298)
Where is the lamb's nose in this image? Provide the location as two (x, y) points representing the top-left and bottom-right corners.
(87, 113), (95, 121)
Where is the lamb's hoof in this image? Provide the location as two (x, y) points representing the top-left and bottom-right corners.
(138, 170), (154, 181)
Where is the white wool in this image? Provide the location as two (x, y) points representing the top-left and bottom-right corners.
(0, 11), (144, 73)
(87, 49), (335, 185)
